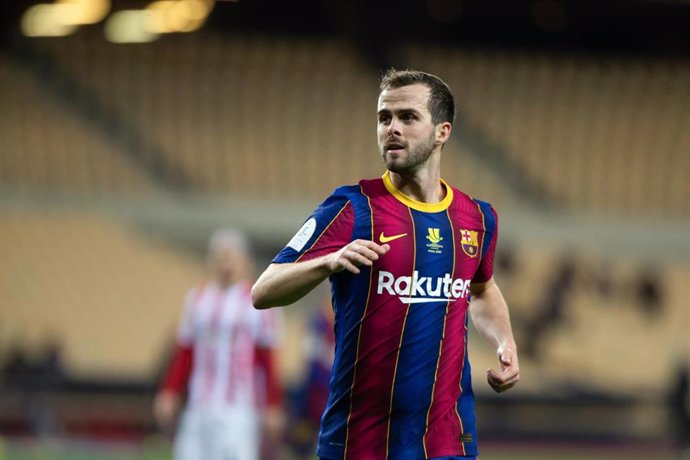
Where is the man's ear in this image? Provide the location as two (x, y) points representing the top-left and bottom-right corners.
(435, 122), (452, 145)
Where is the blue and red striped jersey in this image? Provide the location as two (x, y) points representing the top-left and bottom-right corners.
(273, 171), (498, 460)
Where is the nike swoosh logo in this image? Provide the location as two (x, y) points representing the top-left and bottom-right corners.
(379, 232), (408, 243)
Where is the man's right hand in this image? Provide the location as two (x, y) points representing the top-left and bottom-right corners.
(326, 239), (390, 274)
(252, 240), (390, 309)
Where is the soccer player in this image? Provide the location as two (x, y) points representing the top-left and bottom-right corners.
(153, 228), (284, 460)
(252, 69), (520, 460)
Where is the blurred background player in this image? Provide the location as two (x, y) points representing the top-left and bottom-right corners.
(153, 228), (284, 460)
(289, 296), (335, 455)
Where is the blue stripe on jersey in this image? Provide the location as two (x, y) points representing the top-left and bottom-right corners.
(387, 209), (455, 459)
(457, 314), (478, 455)
(317, 185), (373, 453)
(472, 199), (495, 261)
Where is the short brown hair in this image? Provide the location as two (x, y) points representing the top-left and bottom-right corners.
(380, 69), (456, 125)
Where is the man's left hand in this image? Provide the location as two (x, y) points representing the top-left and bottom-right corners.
(487, 345), (520, 393)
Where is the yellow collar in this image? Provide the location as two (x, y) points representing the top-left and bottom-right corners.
(382, 170), (453, 213)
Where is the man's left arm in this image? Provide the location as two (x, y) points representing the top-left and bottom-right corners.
(469, 276), (520, 393)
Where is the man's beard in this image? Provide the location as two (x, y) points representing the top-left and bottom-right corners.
(382, 131), (436, 174)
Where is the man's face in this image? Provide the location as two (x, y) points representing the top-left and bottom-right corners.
(210, 244), (248, 282)
(377, 84), (437, 174)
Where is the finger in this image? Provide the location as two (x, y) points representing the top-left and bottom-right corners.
(499, 361), (519, 377)
(487, 368), (512, 386)
(498, 369), (520, 385)
(487, 368), (503, 385)
(490, 383), (515, 393)
(355, 240), (390, 255)
(339, 259), (361, 274)
(351, 245), (383, 263)
(346, 250), (376, 267)
(488, 367), (520, 390)
(503, 375), (520, 387)
(487, 374), (503, 393)
(491, 365), (520, 384)
(487, 372), (516, 393)
(487, 369), (500, 389)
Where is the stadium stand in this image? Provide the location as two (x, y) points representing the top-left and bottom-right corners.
(397, 45), (690, 217)
(31, 31), (380, 197)
(0, 55), (154, 195)
(10, 32), (687, 216)
(24, 30), (518, 205)
(0, 211), (204, 377)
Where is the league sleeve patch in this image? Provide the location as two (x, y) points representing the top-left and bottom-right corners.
(287, 217), (317, 252)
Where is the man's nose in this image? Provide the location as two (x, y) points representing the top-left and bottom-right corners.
(387, 119), (402, 136)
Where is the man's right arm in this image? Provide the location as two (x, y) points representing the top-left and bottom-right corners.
(251, 239), (389, 309)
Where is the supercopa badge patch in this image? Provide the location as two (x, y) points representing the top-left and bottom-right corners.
(287, 217), (317, 252)
(459, 229), (479, 258)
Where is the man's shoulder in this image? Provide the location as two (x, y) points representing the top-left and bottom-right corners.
(446, 183), (494, 208)
(445, 184), (498, 225)
(330, 183), (364, 196)
(325, 177), (384, 199)
(184, 280), (211, 306)
(188, 280), (210, 294)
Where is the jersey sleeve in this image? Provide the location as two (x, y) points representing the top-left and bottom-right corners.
(160, 344), (193, 394)
(473, 203), (498, 284)
(159, 286), (201, 394)
(272, 188), (355, 264)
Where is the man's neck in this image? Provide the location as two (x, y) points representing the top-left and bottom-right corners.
(388, 165), (445, 203)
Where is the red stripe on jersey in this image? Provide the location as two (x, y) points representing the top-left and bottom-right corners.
(297, 202), (354, 263)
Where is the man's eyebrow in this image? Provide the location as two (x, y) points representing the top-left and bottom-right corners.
(377, 107), (421, 115)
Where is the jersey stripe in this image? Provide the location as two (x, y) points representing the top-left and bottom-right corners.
(344, 183), (415, 459)
(422, 210), (468, 457)
(385, 206), (416, 458)
(456, 319), (477, 454)
(343, 189), (376, 459)
(296, 200), (351, 263)
(473, 199), (497, 273)
(317, 186), (373, 456)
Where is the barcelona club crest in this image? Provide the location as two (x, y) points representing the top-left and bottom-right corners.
(460, 229), (479, 258)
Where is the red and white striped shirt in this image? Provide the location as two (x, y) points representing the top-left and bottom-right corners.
(161, 281), (282, 409)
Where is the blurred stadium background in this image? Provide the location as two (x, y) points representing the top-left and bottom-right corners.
(0, 0), (688, 459)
